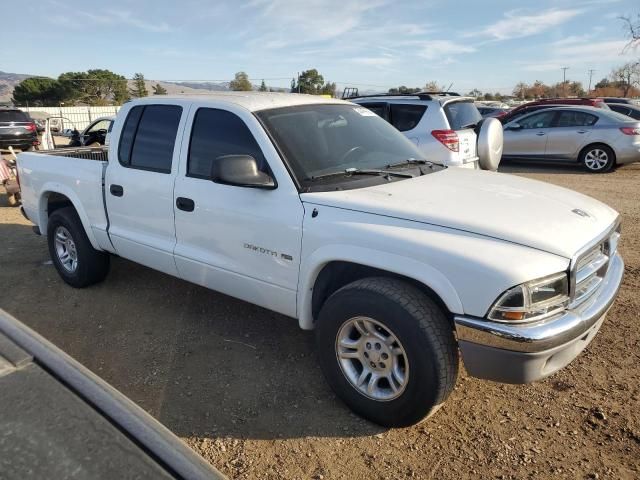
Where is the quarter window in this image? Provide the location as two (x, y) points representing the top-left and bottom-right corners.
(118, 105), (182, 173)
(188, 108), (267, 179)
(390, 104), (427, 132)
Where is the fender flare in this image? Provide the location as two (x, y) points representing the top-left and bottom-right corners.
(296, 245), (464, 330)
(37, 183), (101, 251)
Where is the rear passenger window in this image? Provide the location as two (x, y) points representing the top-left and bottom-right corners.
(188, 108), (267, 179)
(361, 103), (388, 121)
(555, 111), (598, 127)
(390, 104), (426, 132)
(118, 105), (182, 173)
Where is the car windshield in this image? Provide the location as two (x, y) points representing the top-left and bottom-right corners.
(256, 104), (428, 186)
(0, 110), (29, 123)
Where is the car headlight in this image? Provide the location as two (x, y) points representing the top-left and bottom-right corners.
(488, 272), (569, 323)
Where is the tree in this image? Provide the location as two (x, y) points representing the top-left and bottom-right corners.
(512, 82), (528, 99)
(467, 88), (482, 98)
(258, 80), (267, 92)
(230, 71), (252, 91)
(130, 73), (148, 98)
(424, 81), (441, 92)
(594, 78), (611, 90)
(57, 69), (129, 105)
(152, 83), (168, 95)
(12, 77), (63, 106)
(321, 82), (337, 97)
(292, 69), (325, 94)
(620, 13), (640, 50)
(611, 62), (640, 96)
(388, 86), (420, 94)
(483, 92), (494, 101)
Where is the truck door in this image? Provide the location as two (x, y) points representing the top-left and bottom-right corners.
(172, 106), (304, 317)
(105, 102), (187, 276)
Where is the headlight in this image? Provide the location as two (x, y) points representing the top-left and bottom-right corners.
(488, 272), (569, 323)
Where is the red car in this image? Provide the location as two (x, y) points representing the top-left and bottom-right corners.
(499, 98), (610, 124)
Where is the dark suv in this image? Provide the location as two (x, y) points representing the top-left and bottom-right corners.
(0, 108), (38, 150)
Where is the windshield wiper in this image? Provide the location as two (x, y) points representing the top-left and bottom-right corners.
(386, 159), (433, 168)
(306, 168), (414, 182)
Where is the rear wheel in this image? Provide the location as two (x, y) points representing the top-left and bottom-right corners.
(47, 207), (110, 287)
(580, 144), (615, 173)
(316, 277), (458, 427)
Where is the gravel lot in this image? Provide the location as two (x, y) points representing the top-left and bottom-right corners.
(1, 160), (639, 479)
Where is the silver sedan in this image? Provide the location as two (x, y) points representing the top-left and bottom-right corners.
(502, 106), (640, 172)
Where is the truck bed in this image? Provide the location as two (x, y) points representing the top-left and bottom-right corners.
(17, 147), (112, 252)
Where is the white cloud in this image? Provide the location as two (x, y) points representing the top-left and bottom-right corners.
(351, 57), (394, 67)
(522, 39), (634, 71)
(471, 8), (582, 41)
(413, 40), (476, 60)
(47, 8), (171, 32)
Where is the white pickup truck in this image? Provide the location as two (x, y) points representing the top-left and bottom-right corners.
(17, 93), (624, 427)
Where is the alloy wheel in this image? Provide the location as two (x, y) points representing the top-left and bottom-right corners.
(335, 316), (409, 401)
(54, 226), (78, 272)
(584, 149), (609, 171)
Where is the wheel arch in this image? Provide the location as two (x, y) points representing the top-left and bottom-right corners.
(578, 142), (616, 165)
(38, 186), (101, 250)
(297, 247), (464, 330)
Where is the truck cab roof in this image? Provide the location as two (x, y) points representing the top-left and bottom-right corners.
(129, 92), (347, 112)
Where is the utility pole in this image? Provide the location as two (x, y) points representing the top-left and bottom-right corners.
(561, 67), (569, 97)
(587, 69), (596, 95)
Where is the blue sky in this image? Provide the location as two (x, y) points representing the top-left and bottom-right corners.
(2, 0), (637, 93)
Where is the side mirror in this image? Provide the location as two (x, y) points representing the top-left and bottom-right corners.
(211, 155), (276, 189)
(506, 122), (522, 131)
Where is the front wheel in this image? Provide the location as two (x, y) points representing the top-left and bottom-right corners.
(580, 145), (615, 173)
(316, 277), (459, 427)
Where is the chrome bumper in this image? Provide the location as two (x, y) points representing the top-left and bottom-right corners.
(453, 253), (624, 383)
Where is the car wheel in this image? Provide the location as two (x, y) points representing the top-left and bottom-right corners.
(316, 277), (458, 427)
(580, 145), (615, 173)
(47, 207), (110, 288)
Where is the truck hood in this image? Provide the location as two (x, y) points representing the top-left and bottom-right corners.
(300, 168), (618, 258)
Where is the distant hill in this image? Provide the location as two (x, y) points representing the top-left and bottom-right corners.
(0, 71), (35, 104)
(169, 81), (230, 91)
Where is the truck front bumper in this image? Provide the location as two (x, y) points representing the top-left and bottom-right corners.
(453, 253), (624, 384)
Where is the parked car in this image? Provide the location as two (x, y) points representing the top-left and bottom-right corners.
(601, 97), (639, 105)
(477, 106), (510, 118)
(350, 92), (503, 170)
(500, 98), (610, 125)
(0, 108), (38, 151)
(608, 103), (640, 120)
(18, 93), (624, 427)
(69, 116), (115, 147)
(502, 106), (640, 172)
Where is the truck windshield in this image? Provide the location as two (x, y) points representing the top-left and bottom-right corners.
(256, 104), (427, 186)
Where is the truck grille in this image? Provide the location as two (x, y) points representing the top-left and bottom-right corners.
(572, 227), (620, 306)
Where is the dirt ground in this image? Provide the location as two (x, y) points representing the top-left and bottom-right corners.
(0, 160), (638, 480)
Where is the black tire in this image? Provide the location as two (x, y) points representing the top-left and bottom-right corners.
(47, 207), (110, 288)
(579, 144), (615, 173)
(316, 277), (458, 427)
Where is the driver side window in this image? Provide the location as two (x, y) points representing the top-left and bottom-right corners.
(518, 111), (555, 129)
(188, 108), (268, 179)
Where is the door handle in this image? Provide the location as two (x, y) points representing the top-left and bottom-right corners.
(110, 184), (124, 197)
(176, 197), (195, 212)
(577, 130), (587, 134)
(535, 132), (546, 136)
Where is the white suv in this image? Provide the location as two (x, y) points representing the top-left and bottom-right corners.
(351, 92), (502, 170)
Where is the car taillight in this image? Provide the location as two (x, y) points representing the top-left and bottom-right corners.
(620, 127), (640, 135)
(25, 123), (36, 132)
(431, 130), (459, 152)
